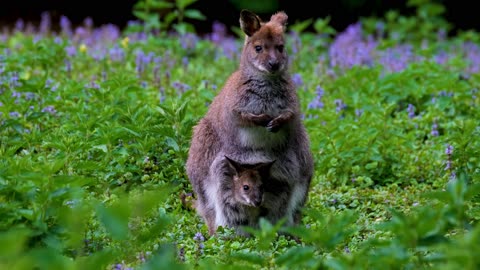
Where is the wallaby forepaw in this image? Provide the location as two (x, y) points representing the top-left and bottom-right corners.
(266, 120), (281, 132)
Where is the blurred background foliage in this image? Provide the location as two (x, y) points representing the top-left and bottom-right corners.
(0, 0), (479, 269)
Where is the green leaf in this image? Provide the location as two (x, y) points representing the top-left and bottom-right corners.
(165, 137), (179, 151)
(183, 9), (206, 21)
(176, 0), (198, 10)
(96, 201), (130, 240)
(133, 10), (152, 21)
(275, 246), (316, 267)
(289, 19), (313, 33)
(0, 228), (30, 258)
(92, 144), (108, 153)
(149, 1), (174, 9)
(465, 183), (480, 200)
(141, 244), (187, 270)
(73, 249), (117, 270)
(230, 251), (265, 265)
(175, 100), (189, 122)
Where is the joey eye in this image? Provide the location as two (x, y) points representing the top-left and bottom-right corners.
(277, 45), (284, 53)
(243, 185), (250, 191)
(254, 45), (262, 53)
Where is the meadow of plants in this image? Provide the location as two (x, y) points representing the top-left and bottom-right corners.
(0, 0), (479, 269)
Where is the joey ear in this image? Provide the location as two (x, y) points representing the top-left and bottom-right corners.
(254, 160), (276, 173)
(224, 155), (242, 173)
(240, 9), (262, 36)
(270, 11), (288, 31)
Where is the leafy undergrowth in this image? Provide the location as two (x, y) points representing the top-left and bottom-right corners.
(1, 7), (480, 270)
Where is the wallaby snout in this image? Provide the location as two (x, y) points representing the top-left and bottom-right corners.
(252, 196), (263, 207)
(268, 60), (280, 72)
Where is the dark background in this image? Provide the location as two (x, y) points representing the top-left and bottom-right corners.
(0, 0), (478, 34)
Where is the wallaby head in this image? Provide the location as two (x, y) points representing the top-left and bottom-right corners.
(239, 10), (289, 75)
(224, 155), (275, 207)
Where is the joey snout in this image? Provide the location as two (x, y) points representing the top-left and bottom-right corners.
(252, 197), (263, 207)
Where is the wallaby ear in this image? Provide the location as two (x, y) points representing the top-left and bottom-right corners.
(254, 160), (276, 173)
(240, 9), (262, 37)
(224, 155), (242, 173)
(270, 11), (288, 31)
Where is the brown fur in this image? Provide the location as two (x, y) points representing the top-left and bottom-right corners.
(186, 10), (314, 236)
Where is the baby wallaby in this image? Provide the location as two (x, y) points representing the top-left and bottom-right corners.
(199, 155), (275, 236)
(186, 9), (313, 235)
(225, 155), (269, 208)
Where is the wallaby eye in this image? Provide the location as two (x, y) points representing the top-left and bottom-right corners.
(277, 45), (284, 53)
(254, 45), (262, 53)
(243, 185), (250, 191)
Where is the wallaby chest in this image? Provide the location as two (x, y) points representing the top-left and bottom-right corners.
(236, 80), (290, 116)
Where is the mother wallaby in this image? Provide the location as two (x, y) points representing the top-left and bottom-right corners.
(186, 9), (314, 235)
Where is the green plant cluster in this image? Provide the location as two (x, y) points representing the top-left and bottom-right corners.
(0, 0), (479, 269)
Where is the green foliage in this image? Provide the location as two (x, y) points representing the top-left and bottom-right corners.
(362, 0), (451, 44)
(1, 2), (480, 269)
(131, 0), (206, 34)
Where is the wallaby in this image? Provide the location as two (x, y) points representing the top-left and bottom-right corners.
(186, 9), (314, 235)
(196, 155), (275, 236)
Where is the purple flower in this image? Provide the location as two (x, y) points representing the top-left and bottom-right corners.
(218, 38), (239, 60)
(39, 12), (51, 34)
(84, 17), (94, 29)
(328, 22), (376, 70)
(24, 92), (35, 100)
(91, 50), (106, 61)
(135, 50), (150, 76)
(74, 27), (88, 40)
(64, 59), (72, 76)
(86, 81), (100, 89)
(12, 91), (21, 99)
(355, 109), (364, 119)
(65, 45), (76, 57)
(180, 33), (199, 51)
(445, 144), (453, 156)
(431, 121), (439, 137)
(60, 16), (72, 36)
(10, 72), (21, 88)
(375, 22), (385, 38)
(193, 232), (205, 242)
(439, 90), (453, 97)
(109, 45), (125, 62)
(41, 105), (57, 115)
(407, 104), (415, 118)
(378, 45), (416, 73)
(290, 31), (301, 55)
(9, 111), (20, 118)
(172, 81), (191, 94)
(182, 57), (189, 67)
(334, 99), (347, 114)
(450, 171), (457, 181)
(463, 42), (480, 74)
(45, 79), (53, 88)
(210, 21), (227, 43)
(445, 160), (452, 171)
(15, 19), (25, 32)
(307, 86), (325, 110)
(292, 73), (303, 87)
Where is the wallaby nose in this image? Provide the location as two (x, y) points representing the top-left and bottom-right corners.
(268, 61), (280, 71)
(253, 198), (262, 207)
